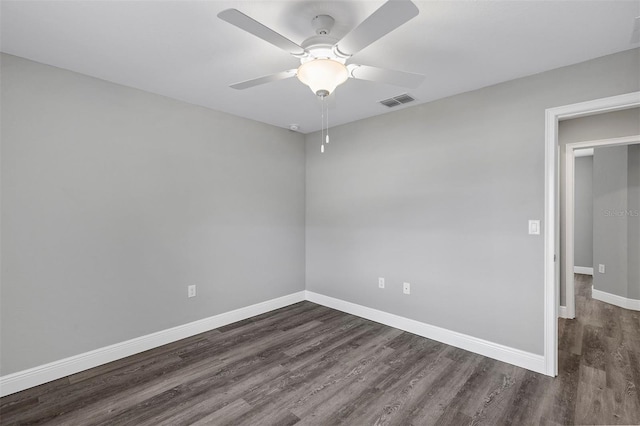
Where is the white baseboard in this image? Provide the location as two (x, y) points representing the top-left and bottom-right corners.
(591, 286), (640, 311)
(1, 288), (553, 397)
(574, 266), (594, 275)
(305, 291), (546, 375)
(0, 291), (306, 397)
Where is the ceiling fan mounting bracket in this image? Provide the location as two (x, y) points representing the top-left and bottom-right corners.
(311, 15), (335, 36)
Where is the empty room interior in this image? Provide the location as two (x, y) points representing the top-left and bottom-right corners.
(1, 1), (639, 425)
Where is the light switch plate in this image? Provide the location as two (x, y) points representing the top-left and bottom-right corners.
(528, 220), (540, 235)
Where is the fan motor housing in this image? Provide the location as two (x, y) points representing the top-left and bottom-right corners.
(300, 35), (343, 63)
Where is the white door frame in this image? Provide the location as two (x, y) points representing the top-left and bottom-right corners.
(544, 91), (639, 376)
(564, 135), (640, 320)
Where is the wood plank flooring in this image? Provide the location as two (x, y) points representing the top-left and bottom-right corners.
(1, 274), (639, 425)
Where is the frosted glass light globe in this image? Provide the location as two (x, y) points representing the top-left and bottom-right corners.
(297, 59), (349, 97)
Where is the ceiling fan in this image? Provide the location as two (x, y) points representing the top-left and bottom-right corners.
(217, 0), (425, 98)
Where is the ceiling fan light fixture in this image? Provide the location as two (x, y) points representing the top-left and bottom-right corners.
(297, 59), (348, 97)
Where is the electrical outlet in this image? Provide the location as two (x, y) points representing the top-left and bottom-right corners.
(378, 277), (385, 289)
(598, 264), (605, 274)
(403, 282), (410, 295)
(188, 285), (196, 298)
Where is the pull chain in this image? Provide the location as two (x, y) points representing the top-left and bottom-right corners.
(320, 95), (325, 153)
(326, 100), (329, 145)
(320, 94), (331, 153)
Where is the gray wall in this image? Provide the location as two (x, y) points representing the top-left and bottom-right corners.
(574, 156), (593, 268)
(627, 145), (640, 300)
(557, 108), (640, 304)
(593, 146), (629, 299)
(305, 48), (640, 355)
(0, 54), (306, 375)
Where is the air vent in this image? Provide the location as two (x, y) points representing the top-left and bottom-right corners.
(379, 93), (415, 108)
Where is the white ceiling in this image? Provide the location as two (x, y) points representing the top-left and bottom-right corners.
(1, 1), (639, 134)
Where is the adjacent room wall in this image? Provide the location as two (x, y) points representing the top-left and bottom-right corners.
(0, 54), (306, 375)
(305, 48), (639, 355)
(627, 144), (640, 300)
(593, 146), (629, 299)
(574, 156), (593, 269)
(557, 107), (640, 304)
(559, 109), (640, 143)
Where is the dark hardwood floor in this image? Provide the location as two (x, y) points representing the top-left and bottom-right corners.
(1, 274), (639, 425)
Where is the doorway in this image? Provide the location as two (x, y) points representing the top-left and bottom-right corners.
(563, 136), (640, 319)
(543, 91), (640, 376)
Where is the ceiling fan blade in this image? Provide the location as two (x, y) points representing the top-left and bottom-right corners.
(218, 9), (305, 56)
(348, 64), (424, 88)
(335, 0), (419, 57)
(230, 69), (297, 90)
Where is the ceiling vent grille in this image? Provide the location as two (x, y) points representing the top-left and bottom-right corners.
(379, 93), (415, 108)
